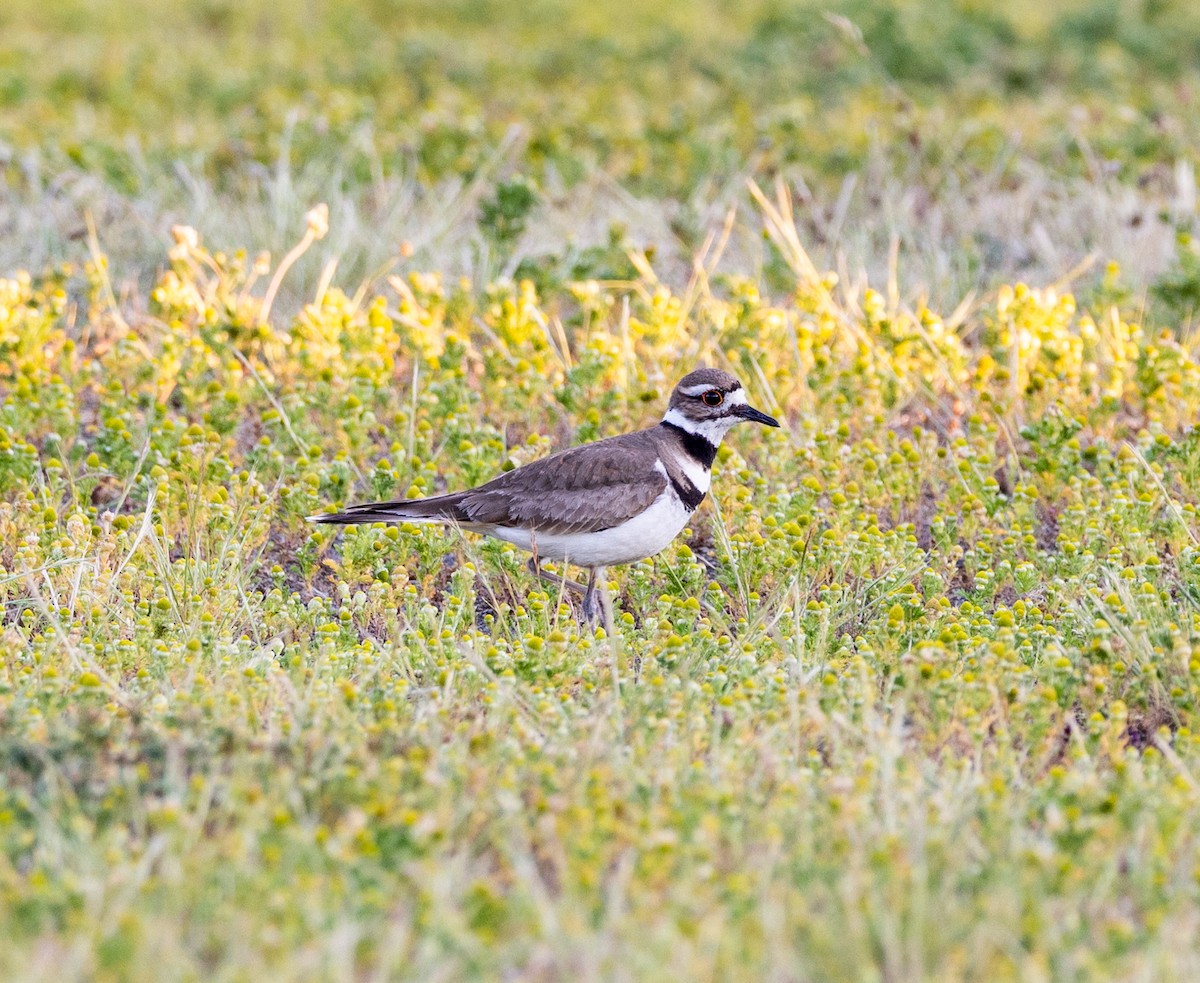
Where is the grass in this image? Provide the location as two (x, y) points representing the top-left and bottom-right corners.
(6, 1), (1200, 980)
(5, 0), (1200, 310)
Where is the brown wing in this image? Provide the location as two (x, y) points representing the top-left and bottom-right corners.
(456, 430), (667, 535)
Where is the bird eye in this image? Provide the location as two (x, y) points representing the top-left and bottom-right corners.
(701, 390), (724, 407)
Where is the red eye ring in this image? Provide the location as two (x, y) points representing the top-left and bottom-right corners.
(701, 390), (724, 407)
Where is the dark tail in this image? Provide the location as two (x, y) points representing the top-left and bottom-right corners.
(307, 492), (470, 526)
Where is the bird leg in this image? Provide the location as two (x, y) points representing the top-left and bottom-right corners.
(581, 566), (607, 625)
(526, 557), (588, 597)
(524, 558), (609, 627)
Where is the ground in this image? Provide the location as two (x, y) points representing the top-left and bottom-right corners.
(4, 1), (1200, 980)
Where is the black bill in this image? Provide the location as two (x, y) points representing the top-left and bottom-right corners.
(733, 403), (781, 427)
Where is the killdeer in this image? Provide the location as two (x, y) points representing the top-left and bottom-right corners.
(309, 368), (780, 622)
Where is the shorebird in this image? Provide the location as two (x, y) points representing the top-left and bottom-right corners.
(309, 368), (780, 622)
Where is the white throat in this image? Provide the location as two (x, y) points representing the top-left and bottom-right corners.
(661, 407), (739, 445)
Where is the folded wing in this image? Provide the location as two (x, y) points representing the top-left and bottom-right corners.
(309, 431), (667, 535)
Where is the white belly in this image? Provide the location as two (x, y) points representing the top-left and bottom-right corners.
(487, 491), (694, 567)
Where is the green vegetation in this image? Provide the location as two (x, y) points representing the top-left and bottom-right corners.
(5, 0), (1200, 305)
(6, 0), (1200, 187)
(5, 1), (1200, 979)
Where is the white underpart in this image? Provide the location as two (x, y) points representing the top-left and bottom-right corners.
(487, 461), (693, 566)
(661, 407), (740, 445)
(675, 450), (711, 493)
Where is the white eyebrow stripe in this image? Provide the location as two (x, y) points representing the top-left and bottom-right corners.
(680, 382), (744, 397)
